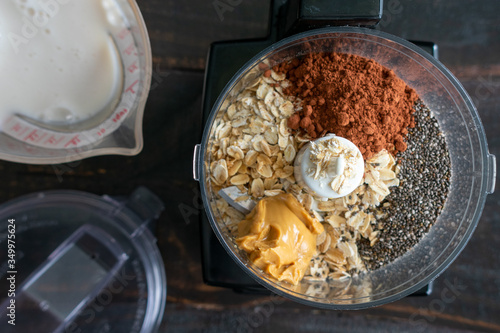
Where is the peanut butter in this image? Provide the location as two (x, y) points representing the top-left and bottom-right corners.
(236, 193), (324, 285)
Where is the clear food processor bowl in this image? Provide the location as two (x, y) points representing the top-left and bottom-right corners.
(195, 27), (496, 309)
(0, 0), (152, 164)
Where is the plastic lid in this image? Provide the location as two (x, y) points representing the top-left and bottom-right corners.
(0, 187), (166, 333)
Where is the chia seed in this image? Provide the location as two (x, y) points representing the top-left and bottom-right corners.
(358, 100), (451, 270)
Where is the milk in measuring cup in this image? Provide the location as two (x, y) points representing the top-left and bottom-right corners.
(0, 0), (124, 127)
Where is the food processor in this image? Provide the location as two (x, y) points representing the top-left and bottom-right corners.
(193, 0), (497, 309)
(0, 0), (152, 165)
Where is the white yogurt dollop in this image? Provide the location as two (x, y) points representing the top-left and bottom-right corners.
(294, 134), (365, 199)
(0, 0), (123, 127)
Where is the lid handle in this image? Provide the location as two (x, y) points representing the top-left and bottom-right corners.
(102, 187), (164, 238)
(487, 153), (496, 194)
(127, 187), (165, 222)
(193, 144), (202, 181)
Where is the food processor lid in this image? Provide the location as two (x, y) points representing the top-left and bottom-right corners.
(0, 187), (166, 333)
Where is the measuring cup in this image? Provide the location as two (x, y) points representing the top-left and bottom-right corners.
(0, 0), (152, 164)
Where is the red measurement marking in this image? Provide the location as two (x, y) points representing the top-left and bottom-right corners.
(126, 80), (139, 94)
(117, 28), (130, 40)
(64, 135), (81, 148)
(11, 123), (23, 132)
(97, 128), (106, 136)
(45, 135), (64, 145)
(124, 43), (136, 56)
(112, 109), (128, 123)
(24, 130), (40, 142)
(37, 132), (47, 142)
(127, 61), (138, 74)
(10, 122), (28, 136)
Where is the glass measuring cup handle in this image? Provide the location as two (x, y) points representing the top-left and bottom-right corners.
(278, 0), (383, 38)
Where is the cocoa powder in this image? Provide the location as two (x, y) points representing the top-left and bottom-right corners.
(273, 52), (419, 159)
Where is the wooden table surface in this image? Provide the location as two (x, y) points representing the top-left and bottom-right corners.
(1, 0), (499, 332)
